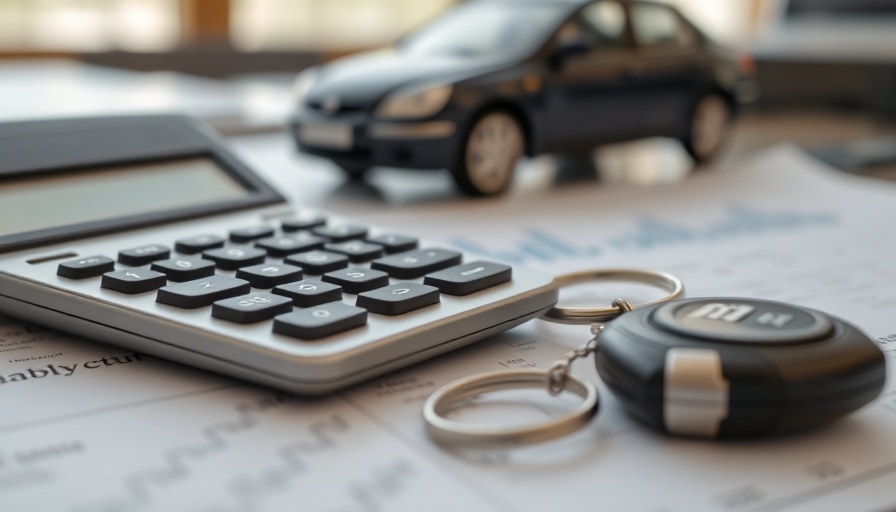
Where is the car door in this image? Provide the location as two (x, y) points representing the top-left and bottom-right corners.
(542, 0), (637, 152)
(626, 2), (705, 137)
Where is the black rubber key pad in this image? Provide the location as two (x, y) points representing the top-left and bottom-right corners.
(366, 234), (418, 254)
(151, 258), (216, 282)
(57, 256), (115, 279)
(202, 247), (267, 270)
(274, 302), (367, 340)
(156, 275), (250, 309)
(424, 261), (512, 296)
(255, 234), (326, 257)
(322, 267), (389, 294)
(312, 224), (368, 242)
(371, 248), (462, 279)
(118, 244), (170, 266)
(356, 282), (440, 316)
(174, 234), (225, 254)
(101, 269), (167, 294)
(229, 226), (275, 243)
(324, 241), (384, 262)
(235, 263), (303, 288)
(212, 292), (292, 324)
(281, 214), (327, 232)
(285, 251), (349, 274)
(273, 280), (342, 307)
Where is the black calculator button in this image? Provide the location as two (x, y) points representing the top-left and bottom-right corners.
(57, 256), (115, 279)
(202, 247), (267, 270)
(366, 234), (418, 254)
(424, 261), (512, 296)
(281, 214), (327, 232)
(212, 292), (293, 324)
(285, 251), (349, 274)
(174, 235), (225, 254)
(273, 303), (367, 340)
(151, 258), (216, 282)
(322, 267), (390, 294)
(117, 244), (170, 266)
(356, 282), (440, 316)
(254, 234), (326, 257)
(312, 224), (368, 242)
(324, 241), (384, 262)
(272, 280), (342, 307)
(156, 275), (250, 309)
(229, 226), (275, 243)
(235, 263), (303, 288)
(371, 248), (462, 279)
(101, 269), (167, 294)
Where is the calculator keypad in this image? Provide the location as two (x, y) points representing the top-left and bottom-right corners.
(174, 234), (225, 254)
(156, 275), (251, 309)
(57, 215), (515, 342)
(202, 247), (267, 270)
(57, 255), (115, 279)
(151, 257), (216, 282)
(356, 282), (440, 316)
(212, 292), (293, 324)
(322, 267), (390, 294)
(235, 263), (303, 289)
(424, 261), (512, 296)
(229, 226), (275, 243)
(273, 302), (368, 340)
(254, 234), (326, 257)
(272, 280), (342, 307)
(118, 244), (170, 266)
(285, 251), (349, 274)
(101, 269), (167, 294)
(371, 248), (462, 279)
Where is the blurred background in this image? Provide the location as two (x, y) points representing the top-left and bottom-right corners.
(2, 0), (896, 195)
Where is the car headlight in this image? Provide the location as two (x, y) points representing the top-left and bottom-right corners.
(292, 68), (319, 106)
(375, 84), (453, 120)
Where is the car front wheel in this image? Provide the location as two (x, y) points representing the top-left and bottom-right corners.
(683, 93), (731, 163)
(453, 111), (524, 196)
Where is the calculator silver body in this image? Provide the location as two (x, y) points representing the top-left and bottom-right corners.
(0, 116), (557, 394)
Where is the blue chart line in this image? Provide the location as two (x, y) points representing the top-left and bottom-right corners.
(448, 205), (837, 264)
(73, 393), (299, 512)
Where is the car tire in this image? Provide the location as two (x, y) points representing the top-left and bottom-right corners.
(452, 111), (524, 197)
(682, 93), (732, 164)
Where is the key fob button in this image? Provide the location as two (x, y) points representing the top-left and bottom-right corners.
(651, 298), (833, 345)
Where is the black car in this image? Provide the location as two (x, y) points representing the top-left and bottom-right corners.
(290, 0), (755, 196)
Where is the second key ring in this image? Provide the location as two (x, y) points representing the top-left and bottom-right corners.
(541, 268), (685, 324)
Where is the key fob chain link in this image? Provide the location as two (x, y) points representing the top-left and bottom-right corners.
(424, 270), (887, 448)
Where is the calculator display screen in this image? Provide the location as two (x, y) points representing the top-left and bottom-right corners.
(0, 157), (248, 238)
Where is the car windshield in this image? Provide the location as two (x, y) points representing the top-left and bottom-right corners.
(398, 2), (570, 57)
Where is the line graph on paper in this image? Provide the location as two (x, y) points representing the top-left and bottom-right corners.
(447, 204), (836, 264)
(0, 384), (443, 512)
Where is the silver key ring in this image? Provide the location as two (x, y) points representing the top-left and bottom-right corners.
(423, 268), (685, 448)
(541, 268), (685, 324)
(424, 368), (599, 449)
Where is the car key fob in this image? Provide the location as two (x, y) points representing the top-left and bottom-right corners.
(596, 297), (886, 438)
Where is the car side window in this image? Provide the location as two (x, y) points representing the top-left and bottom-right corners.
(630, 3), (696, 48)
(580, 1), (626, 48)
(556, 0), (626, 51)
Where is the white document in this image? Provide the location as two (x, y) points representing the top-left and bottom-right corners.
(2, 146), (896, 512)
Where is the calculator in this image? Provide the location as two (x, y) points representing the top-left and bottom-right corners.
(0, 116), (557, 394)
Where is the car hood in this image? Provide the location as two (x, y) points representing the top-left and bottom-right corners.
(305, 49), (509, 111)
